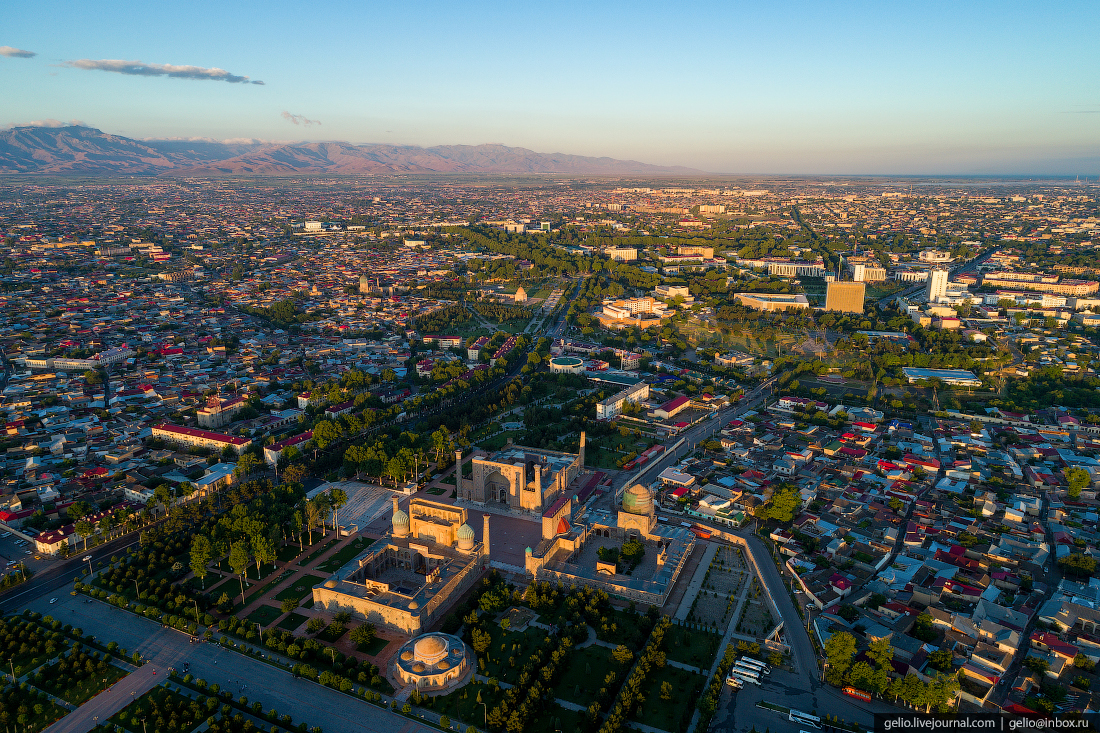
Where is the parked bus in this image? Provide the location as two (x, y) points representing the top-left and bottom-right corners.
(737, 657), (771, 674)
(734, 655), (770, 673)
(729, 670), (760, 686)
(729, 668), (760, 683)
(789, 711), (820, 729)
(843, 686), (872, 702)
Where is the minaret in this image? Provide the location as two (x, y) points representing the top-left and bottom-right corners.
(455, 449), (463, 497)
(578, 431), (586, 468)
(482, 514), (491, 559)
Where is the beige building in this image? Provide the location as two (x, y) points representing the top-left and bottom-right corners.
(678, 244), (714, 258)
(522, 484), (696, 607)
(606, 247), (637, 262)
(391, 633), (471, 693)
(150, 423), (251, 455)
(459, 441), (583, 515)
(196, 396), (247, 429)
(734, 293), (810, 312)
(825, 281), (866, 314)
(311, 498), (486, 635)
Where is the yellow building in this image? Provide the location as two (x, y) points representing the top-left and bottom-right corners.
(825, 281), (866, 314)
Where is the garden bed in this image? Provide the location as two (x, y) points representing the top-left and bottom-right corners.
(274, 574), (325, 603)
(276, 612), (308, 632)
(245, 605), (284, 627)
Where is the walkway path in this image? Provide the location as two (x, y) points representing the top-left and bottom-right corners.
(42, 663), (161, 733)
(674, 542), (720, 622)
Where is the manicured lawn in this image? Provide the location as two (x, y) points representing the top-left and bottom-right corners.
(594, 607), (655, 651)
(316, 537), (372, 573)
(357, 635), (390, 656)
(277, 612), (308, 631)
(479, 625), (548, 685)
(663, 625), (722, 669)
(276, 543), (306, 563)
(527, 703), (587, 733)
(319, 622), (349, 643)
(207, 575), (252, 602)
(275, 574), (325, 602)
(628, 664), (706, 733)
(246, 605), (283, 627)
(434, 680), (505, 726)
(299, 536), (340, 565)
(426, 487), (446, 495)
(247, 569), (294, 602)
(216, 558), (279, 581)
(480, 430), (525, 452)
(554, 644), (625, 708)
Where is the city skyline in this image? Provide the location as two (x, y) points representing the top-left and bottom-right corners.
(3, 0), (1099, 175)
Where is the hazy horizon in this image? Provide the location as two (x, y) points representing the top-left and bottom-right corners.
(3, 1), (1099, 175)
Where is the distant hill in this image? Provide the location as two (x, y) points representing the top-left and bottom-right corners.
(0, 126), (700, 175)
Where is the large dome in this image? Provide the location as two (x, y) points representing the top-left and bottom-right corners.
(622, 484), (654, 516)
(414, 635), (448, 664)
(456, 523), (475, 550)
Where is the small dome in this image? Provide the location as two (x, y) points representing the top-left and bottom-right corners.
(412, 662), (426, 672)
(392, 507), (410, 536)
(324, 579), (338, 589)
(437, 660), (450, 670)
(408, 601), (419, 610)
(622, 484), (654, 516)
(456, 523), (475, 550)
(401, 650), (414, 661)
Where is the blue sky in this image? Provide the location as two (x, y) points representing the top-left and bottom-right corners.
(2, 0), (1098, 174)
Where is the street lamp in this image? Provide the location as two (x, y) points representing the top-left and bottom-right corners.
(84, 555), (94, 579)
(479, 701), (488, 729)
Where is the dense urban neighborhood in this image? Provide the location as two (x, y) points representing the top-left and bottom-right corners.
(2, 174), (1100, 733)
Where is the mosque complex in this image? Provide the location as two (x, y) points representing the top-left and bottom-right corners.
(312, 433), (695, 640)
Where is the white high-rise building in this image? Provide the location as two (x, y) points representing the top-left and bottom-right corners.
(926, 267), (950, 303)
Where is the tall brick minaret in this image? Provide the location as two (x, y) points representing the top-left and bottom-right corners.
(482, 514), (491, 559)
(578, 431), (586, 468)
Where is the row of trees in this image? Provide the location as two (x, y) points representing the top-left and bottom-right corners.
(825, 631), (958, 712)
(595, 617), (672, 733)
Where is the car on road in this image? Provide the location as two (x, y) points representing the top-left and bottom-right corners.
(49, 598), (57, 604)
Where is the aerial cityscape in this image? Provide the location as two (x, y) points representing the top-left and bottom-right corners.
(2, 2), (1100, 733)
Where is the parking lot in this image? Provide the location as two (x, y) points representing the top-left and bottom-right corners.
(0, 530), (54, 574)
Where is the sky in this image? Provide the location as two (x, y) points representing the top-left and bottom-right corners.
(2, 0), (1098, 175)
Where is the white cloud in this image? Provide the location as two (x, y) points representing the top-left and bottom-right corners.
(62, 59), (264, 85)
(282, 111), (321, 126)
(5, 119), (87, 129)
(0, 46), (36, 58)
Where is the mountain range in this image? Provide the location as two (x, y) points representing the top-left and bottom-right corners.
(0, 126), (700, 176)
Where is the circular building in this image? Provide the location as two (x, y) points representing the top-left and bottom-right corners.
(549, 356), (584, 375)
(622, 484), (654, 516)
(391, 633), (471, 693)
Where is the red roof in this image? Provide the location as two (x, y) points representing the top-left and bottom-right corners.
(660, 395), (690, 413)
(153, 423), (250, 446)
